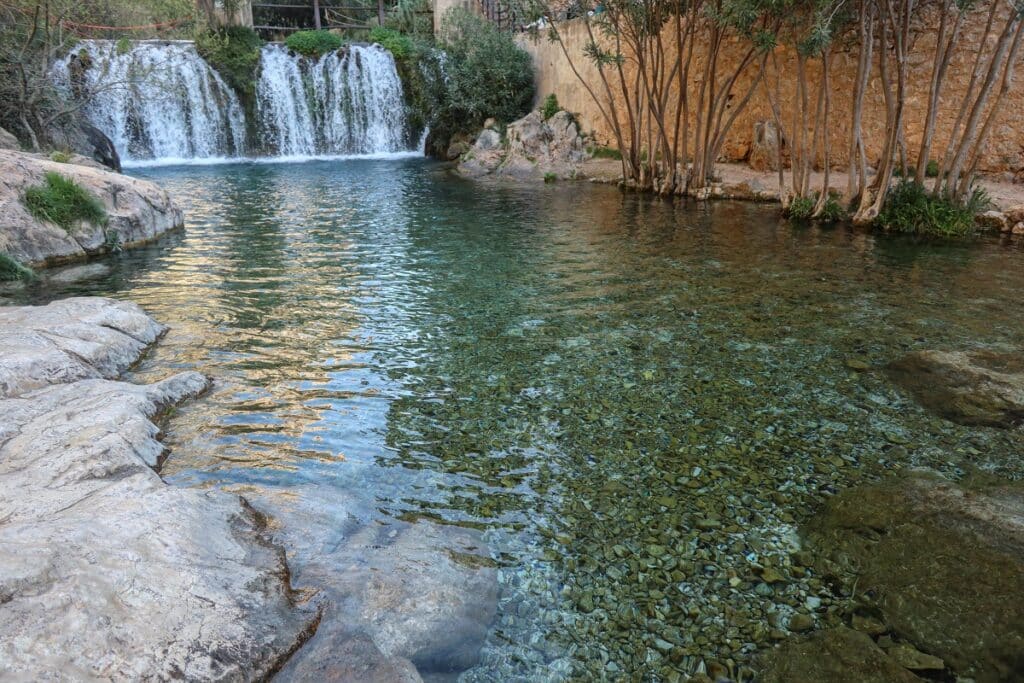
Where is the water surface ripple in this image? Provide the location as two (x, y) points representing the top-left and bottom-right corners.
(7, 159), (1024, 681)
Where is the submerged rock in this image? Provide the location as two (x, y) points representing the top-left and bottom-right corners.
(758, 627), (922, 682)
(802, 471), (1024, 682)
(0, 149), (182, 268)
(888, 349), (1024, 427)
(0, 297), (318, 679)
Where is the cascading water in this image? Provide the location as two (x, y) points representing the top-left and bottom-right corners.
(256, 44), (409, 157)
(52, 41), (247, 164)
(53, 40), (416, 165)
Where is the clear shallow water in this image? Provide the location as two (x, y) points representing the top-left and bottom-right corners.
(7, 159), (1024, 680)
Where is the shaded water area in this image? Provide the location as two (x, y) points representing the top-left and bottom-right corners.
(6, 159), (1024, 680)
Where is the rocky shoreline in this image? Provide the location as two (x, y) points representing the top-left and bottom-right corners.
(0, 297), (499, 681)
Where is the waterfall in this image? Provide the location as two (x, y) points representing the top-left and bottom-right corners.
(52, 41), (247, 164)
(54, 40), (416, 165)
(256, 44), (409, 157)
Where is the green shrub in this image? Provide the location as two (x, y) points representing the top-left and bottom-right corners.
(23, 172), (107, 232)
(49, 150), (72, 163)
(195, 26), (263, 99)
(429, 8), (534, 151)
(382, 0), (433, 36)
(786, 195), (816, 220)
(875, 180), (987, 238)
(926, 159), (940, 178)
(818, 194), (849, 223)
(370, 26), (414, 60)
(115, 37), (133, 56)
(541, 93), (561, 120)
(588, 145), (622, 160)
(0, 252), (34, 282)
(285, 30), (343, 57)
(544, 172), (557, 183)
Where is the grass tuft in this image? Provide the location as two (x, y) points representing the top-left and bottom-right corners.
(875, 180), (988, 238)
(0, 252), (34, 282)
(23, 171), (107, 232)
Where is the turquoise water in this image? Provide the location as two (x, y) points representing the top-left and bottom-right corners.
(7, 159), (1024, 681)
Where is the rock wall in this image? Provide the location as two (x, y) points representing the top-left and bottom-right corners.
(517, 4), (1024, 178)
(0, 297), (318, 679)
(0, 150), (183, 268)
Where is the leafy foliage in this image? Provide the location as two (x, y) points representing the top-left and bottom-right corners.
(588, 145), (623, 160)
(431, 8), (534, 150)
(285, 30), (343, 58)
(195, 26), (263, 99)
(541, 93), (561, 120)
(875, 180), (988, 237)
(382, 0), (433, 37)
(370, 26), (415, 60)
(23, 171), (107, 232)
(0, 252), (34, 282)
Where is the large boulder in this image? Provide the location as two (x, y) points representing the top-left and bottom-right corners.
(801, 471), (1024, 682)
(47, 120), (121, 172)
(888, 349), (1024, 427)
(459, 110), (589, 180)
(0, 298), (318, 679)
(0, 149), (182, 267)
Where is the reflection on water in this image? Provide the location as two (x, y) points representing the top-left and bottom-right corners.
(7, 159), (1024, 680)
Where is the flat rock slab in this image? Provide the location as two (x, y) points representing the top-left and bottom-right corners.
(888, 349), (1024, 427)
(803, 471), (1024, 682)
(0, 149), (183, 267)
(0, 297), (165, 398)
(0, 297), (317, 679)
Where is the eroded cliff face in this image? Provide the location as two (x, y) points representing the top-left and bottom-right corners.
(0, 298), (319, 680)
(0, 150), (183, 268)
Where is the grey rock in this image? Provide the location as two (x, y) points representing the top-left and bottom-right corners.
(47, 262), (111, 283)
(0, 297), (318, 680)
(887, 643), (946, 671)
(0, 149), (183, 268)
(0, 297), (165, 398)
(0, 126), (19, 150)
(476, 128), (502, 151)
(458, 109), (588, 180)
(758, 627), (923, 683)
(888, 349), (1024, 427)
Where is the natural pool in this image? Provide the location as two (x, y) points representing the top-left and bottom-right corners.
(6, 158), (1024, 681)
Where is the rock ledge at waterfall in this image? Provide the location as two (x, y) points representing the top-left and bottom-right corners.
(0, 297), (317, 680)
(0, 149), (183, 268)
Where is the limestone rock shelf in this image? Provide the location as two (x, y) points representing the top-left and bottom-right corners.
(0, 297), (317, 679)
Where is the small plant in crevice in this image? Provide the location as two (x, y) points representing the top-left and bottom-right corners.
(0, 252), (34, 282)
(285, 30), (344, 58)
(544, 172), (557, 183)
(875, 180), (989, 238)
(49, 150), (72, 163)
(23, 172), (107, 232)
(103, 230), (123, 254)
(115, 37), (133, 56)
(541, 93), (561, 120)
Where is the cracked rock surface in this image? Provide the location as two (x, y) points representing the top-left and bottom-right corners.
(0, 297), (317, 680)
(0, 149), (183, 267)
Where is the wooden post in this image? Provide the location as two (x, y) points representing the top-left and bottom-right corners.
(313, 0), (322, 29)
(377, 0), (385, 26)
